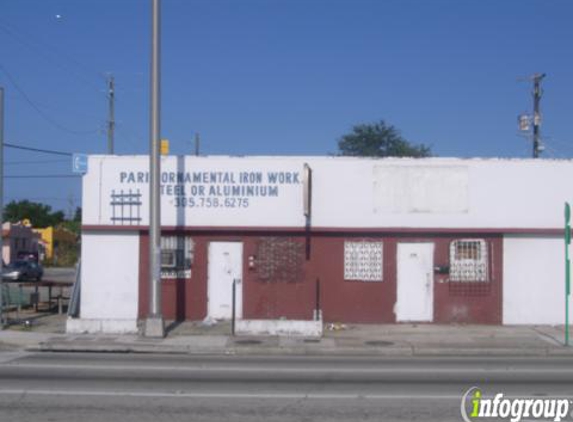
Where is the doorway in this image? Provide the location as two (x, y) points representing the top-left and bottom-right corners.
(207, 242), (243, 319)
(396, 242), (434, 322)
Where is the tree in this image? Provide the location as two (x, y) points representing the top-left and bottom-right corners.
(337, 120), (432, 158)
(61, 207), (81, 235)
(73, 206), (82, 223)
(3, 200), (66, 228)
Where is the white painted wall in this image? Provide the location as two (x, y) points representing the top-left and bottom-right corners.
(503, 235), (569, 325)
(69, 231), (139, 333)
(83, 156), (573, 230)
(311, 158), (573, 229)
(83, 156), (305, 228)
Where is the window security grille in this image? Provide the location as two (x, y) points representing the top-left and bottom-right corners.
(449, 239), (488, 282)
(344, 241), (383, 282)
(110, 189), (142, 225)
(160, 236), (194, 279)
(257, 237), (304, 283)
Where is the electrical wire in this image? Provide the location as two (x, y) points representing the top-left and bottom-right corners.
(4, 159), (69, 166)
(5, 175), (80, 179)
(0, 63), (100, 135)
(0, 21), (107, 91)
(6, 196), (76, 202)
(4, 142), (74, 157)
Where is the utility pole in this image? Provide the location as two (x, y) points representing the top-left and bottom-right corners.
(144, 0), (164, 338)
(67, 193), (75, 220)
(107, 75), (115, 154)
(532, 73), (546, 159)
(194, 132), (200, 156)
(0, 87), (4, 328)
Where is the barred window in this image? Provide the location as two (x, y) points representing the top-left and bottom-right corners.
(449, 239), (488, 282)
(160, 236), (194, 279)
(344, 241), (383, 282)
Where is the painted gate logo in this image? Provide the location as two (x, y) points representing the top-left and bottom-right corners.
(461, 387), (570, 422)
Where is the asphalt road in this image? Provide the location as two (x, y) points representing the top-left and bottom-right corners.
(43, 266), (76, 283)
(1, 353), (573, 421)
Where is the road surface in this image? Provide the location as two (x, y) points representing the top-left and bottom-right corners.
(1, 352), (573, 421)
(43, 266), (75, 283)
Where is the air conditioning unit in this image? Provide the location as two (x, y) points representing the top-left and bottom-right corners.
(161, 251), (176, 268)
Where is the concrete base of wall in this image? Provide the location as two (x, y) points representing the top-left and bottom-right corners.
(143, 317), (165, 338)
(66, 318), (138, 334)
(235, 319), (323, 337)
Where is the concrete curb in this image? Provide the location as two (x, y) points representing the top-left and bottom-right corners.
(23, 340), (573, 358)
(4, 324), (573, 358)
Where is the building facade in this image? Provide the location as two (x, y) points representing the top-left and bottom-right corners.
(69, 156), (571, 333)
(34, 226), (78, 263)
(2, 220), (40, 265)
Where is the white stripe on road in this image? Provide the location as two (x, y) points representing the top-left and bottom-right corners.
(0, 388), (464, 400)
(1, 389), (571, 401)
(4, 362), (573, 376)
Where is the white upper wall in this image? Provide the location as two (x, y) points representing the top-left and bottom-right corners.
(83, 156), (573, 229)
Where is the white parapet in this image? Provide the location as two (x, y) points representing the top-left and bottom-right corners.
(66, 318), (138, 334)
(235, 319), (323, 337)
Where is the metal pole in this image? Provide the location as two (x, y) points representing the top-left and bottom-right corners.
(0, 87), (4, 328)
(107, 75), (115, 154)
(532, 73), (545, 159)
(232, 279), (236, 336)
(194, 133), (200, 156)
(315, 278), (320, 319)
(566, 202), (571, 346)
(144, 0), (164, 337)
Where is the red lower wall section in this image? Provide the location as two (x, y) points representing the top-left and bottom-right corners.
(433, 236), (502, 324)
(138, 231), (503, 324)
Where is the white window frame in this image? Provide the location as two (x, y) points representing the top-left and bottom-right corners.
(449, 239), (489, 282)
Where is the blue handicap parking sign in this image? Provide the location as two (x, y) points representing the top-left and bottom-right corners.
(72, 154), (88, 174)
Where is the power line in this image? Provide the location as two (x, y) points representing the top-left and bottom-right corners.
(0, 63), (100, 135)
(5, 175), (80, 179)
(0, 21), (107, 91)
(4, 159), (69, 165)
(4, 142), (73, 157)
(6, 196), (77, 202)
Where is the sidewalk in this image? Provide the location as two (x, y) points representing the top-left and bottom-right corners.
(1, 311), (573, 357)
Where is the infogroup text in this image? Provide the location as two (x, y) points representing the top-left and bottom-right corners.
(461, 387), (570, 422)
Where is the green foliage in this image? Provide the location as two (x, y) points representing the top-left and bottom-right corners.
(73, 206), (82, 223)
(60, 220), (80, 235)
(337, 120), (432, 158)
(3, 200), (66, 228)
(60, 207), (82, 235)
(44, 241), (79, 267)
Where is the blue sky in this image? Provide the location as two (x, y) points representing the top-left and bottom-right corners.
(1, 0), (572, 214)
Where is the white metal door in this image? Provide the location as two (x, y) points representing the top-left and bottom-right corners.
(396, 242), (434, 322)
(207, 242), (243, 319)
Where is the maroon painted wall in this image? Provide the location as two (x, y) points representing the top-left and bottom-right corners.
(433, 235), (502, 324)
(138, 232), (208, 321)
(309, 236), (397, 323)
(137, 231), (503, 324)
